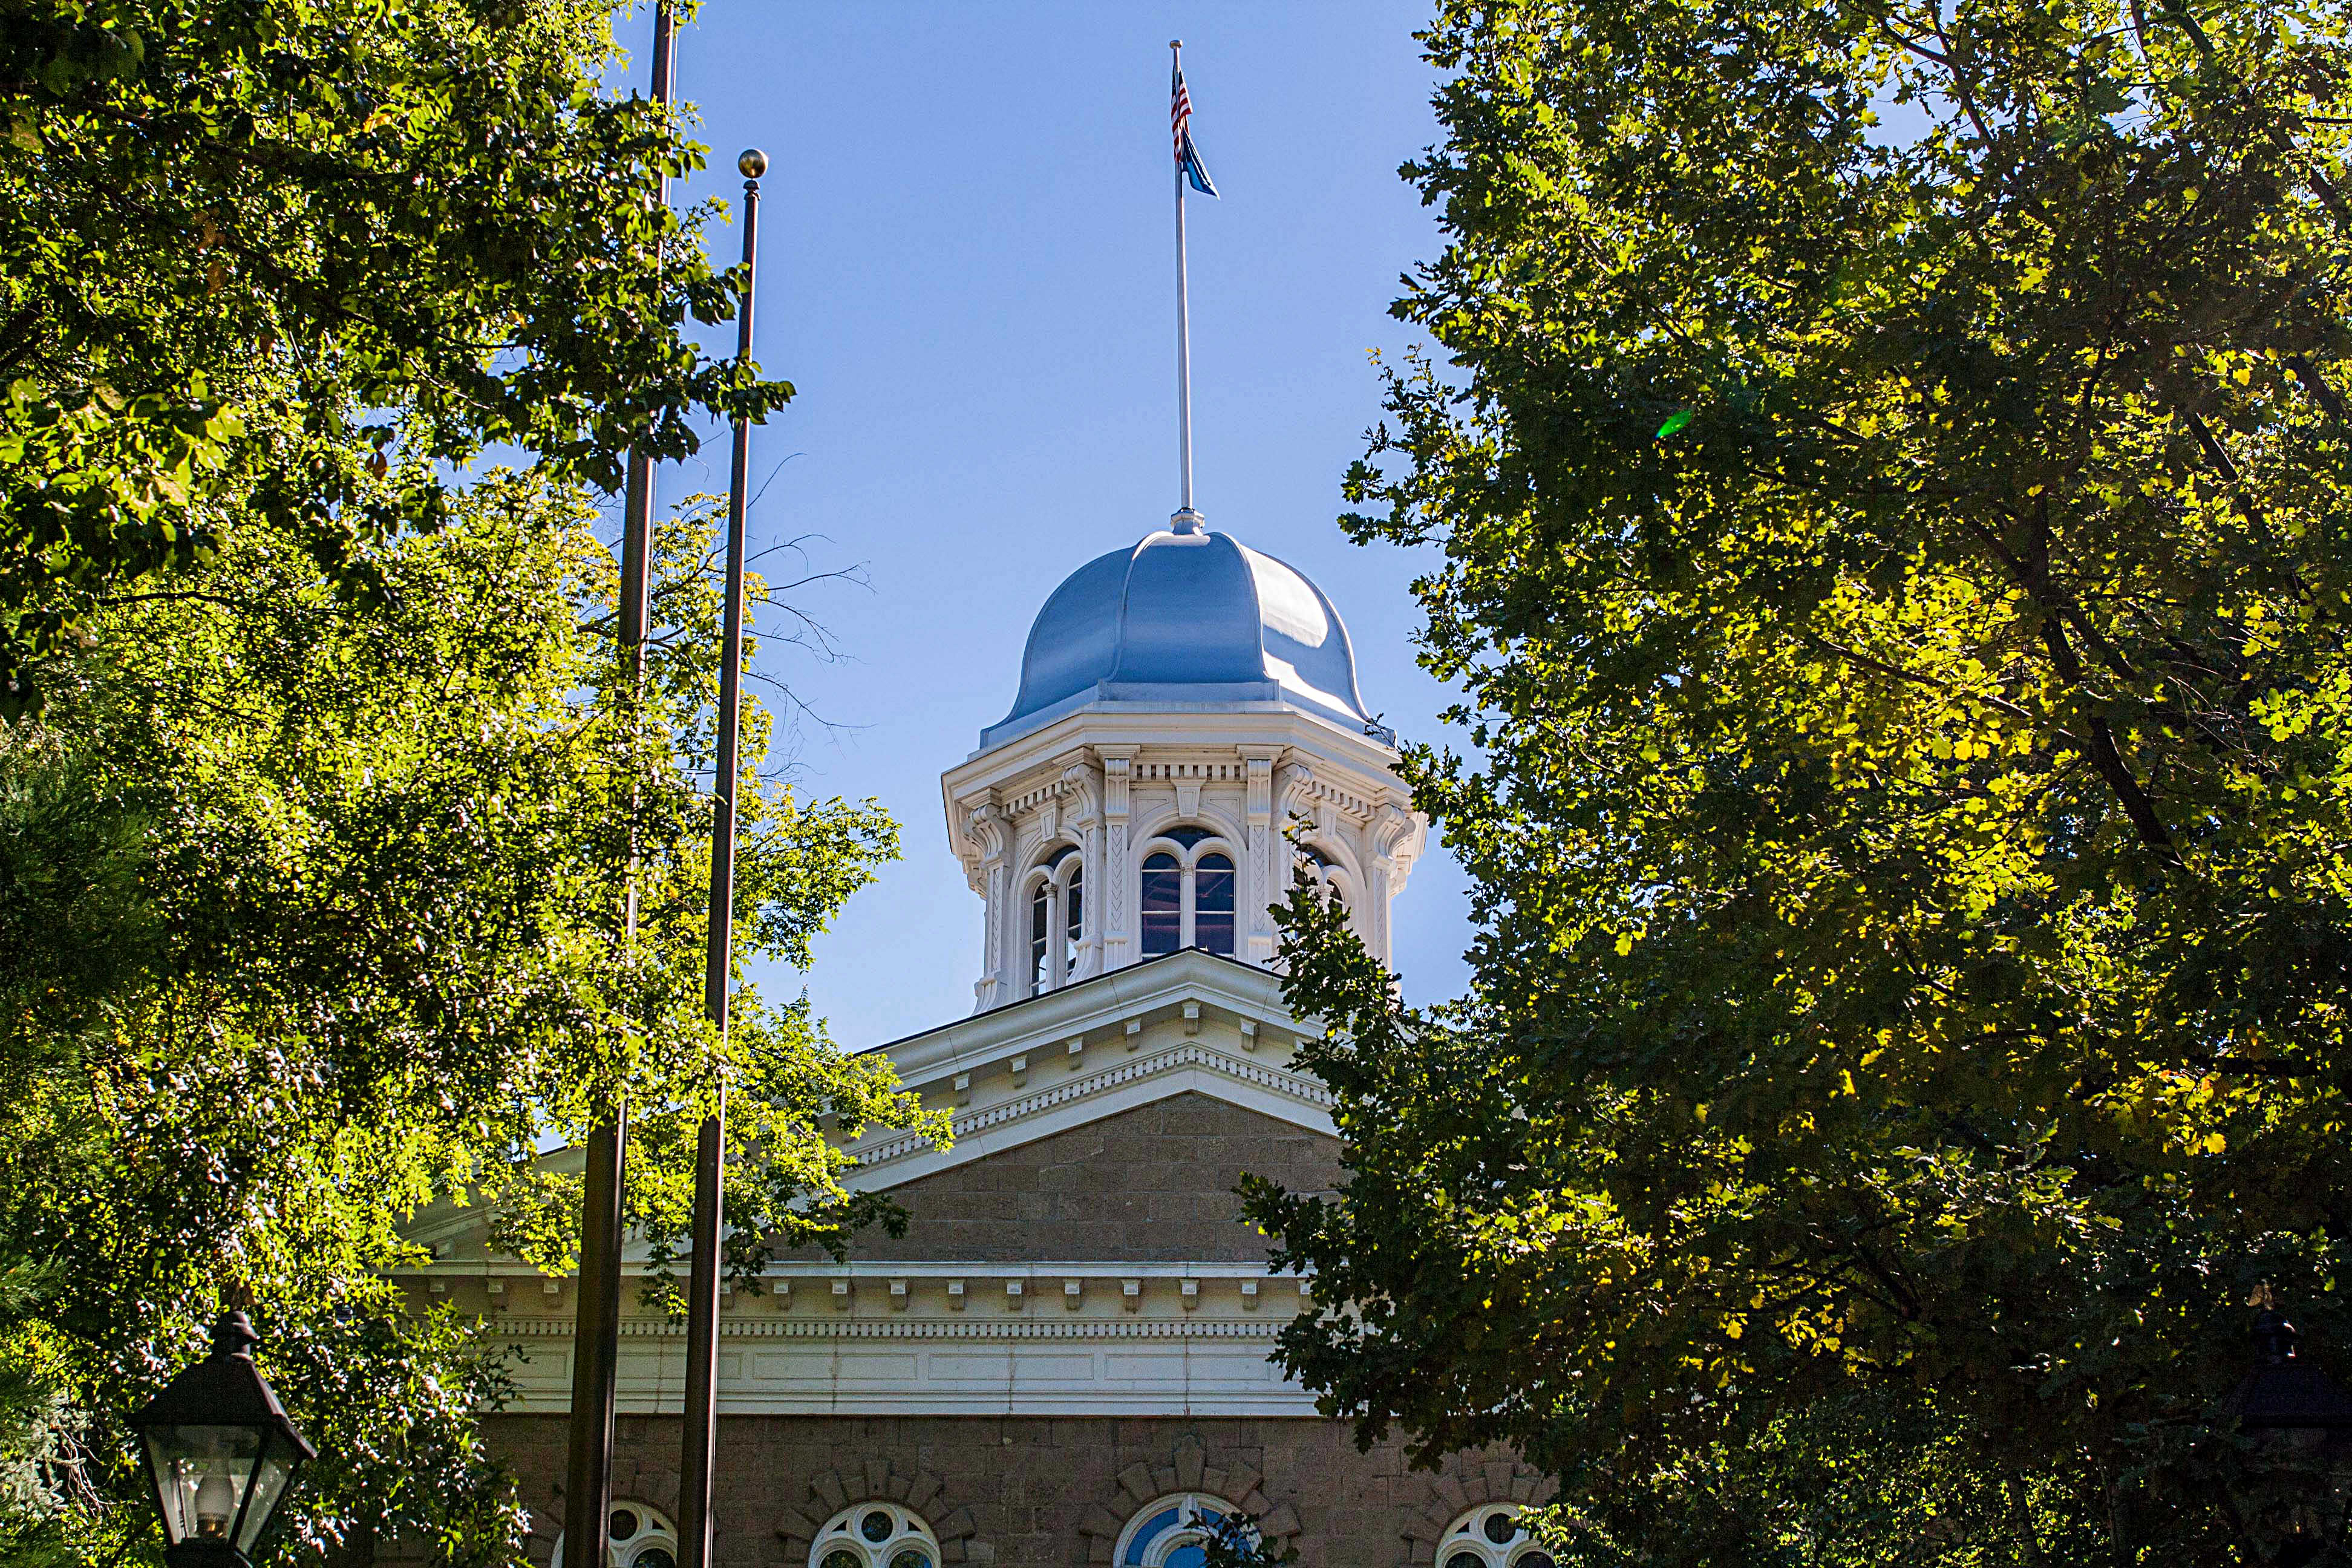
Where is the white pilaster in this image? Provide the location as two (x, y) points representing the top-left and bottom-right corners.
(1240, 746), (1281, 965)
(1097, 748), (1135, 970)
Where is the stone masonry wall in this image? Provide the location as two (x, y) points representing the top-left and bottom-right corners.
(824, 1093), (1345, 1264)
(492, 1413), (1550, 1568)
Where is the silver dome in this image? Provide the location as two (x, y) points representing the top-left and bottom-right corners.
(982, 525), (1373, 750)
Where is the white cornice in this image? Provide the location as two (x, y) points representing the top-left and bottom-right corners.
(492, 1315), (1285, 1341)
(848, 1040), (1331, 1184)
(951, 701), (1402, 783)
(866, 948), (1295, 1082)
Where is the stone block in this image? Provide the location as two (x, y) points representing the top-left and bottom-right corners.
(1174, 1441), (1205, 1490)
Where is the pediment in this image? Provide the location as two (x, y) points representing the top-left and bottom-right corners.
(843, 949), (1333, 1190)
(399, 952), (1331, 1263)
(817, 1091), (1339, 1266)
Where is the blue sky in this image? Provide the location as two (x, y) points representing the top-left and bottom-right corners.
(617, 2), (1472, 1047)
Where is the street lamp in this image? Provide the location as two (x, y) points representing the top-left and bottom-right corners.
(128, 1312), (316, 1568)
(2223, 1307), (2352, 1567)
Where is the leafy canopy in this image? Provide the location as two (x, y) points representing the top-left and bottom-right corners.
(0, 476), (938, 1563)
(0, 0), (783, 701)
(1247, 0), (2352, 1560)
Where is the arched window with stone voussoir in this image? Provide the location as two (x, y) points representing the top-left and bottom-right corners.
(550, 1500), (678, 1568)
(1437, 1504), (1554, 1568)
(1114, 1492), (1251, 1568)
(808, 1501), (939, 1568)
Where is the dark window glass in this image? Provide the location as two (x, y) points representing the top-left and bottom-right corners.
(1063, 866), (1083, 973)
(1140, 853), (1182, 956)
(861, 1511), (895, 1544)
(1163, 826), (1214, 850)
(1194, 853), (1235, 955)
(1483, 1513), (1520, 1545)
(1042, 842), (1077, 871)
(1030, 883), (1051, 990)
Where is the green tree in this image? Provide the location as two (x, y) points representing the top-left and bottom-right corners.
(1198, 1509), (1299, 1568)
(1247, 0), (2352, 1560)
(0, 475), (939, 1564)
(0, 0), (782, 702)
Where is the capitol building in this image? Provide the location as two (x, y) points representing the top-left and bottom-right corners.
(407, 510), (1555, 1568)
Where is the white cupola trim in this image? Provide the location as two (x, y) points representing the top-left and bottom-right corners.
(945, 709), (1423, 1011)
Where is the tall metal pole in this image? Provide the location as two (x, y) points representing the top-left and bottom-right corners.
(619, 4), (678, 645)
(678, 146), (765, 1568)
(563, 12), (674, 1567)
(1171, 39), (1197, 526)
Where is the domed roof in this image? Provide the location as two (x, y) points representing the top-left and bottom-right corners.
(981, 521), (1374, 749)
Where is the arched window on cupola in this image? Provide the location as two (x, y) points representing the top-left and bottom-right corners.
(1027, 843), (1085, 995)
(1292, 843), (1352, 915)
(1137, 826), (1236, 959)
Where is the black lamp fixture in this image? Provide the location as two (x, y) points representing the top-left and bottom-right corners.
(128, 1312), (316, 1568)
(2226, 1308), (2352, 1436)
(2221, 1305), (2352, 1568)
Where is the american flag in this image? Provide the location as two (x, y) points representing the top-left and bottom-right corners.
(1171, 68), (1194, 159)
(1171, 58), (1218, 197)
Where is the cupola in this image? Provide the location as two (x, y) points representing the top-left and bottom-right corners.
(942, 515), (1426, 1012)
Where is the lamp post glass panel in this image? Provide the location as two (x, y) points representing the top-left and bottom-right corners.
(129, 1312), (315, 1568)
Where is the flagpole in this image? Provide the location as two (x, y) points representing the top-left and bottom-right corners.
(1171, 39), (1198, 530)
(563, 11), (673, 1566)
(677, 145), (765, 1568)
